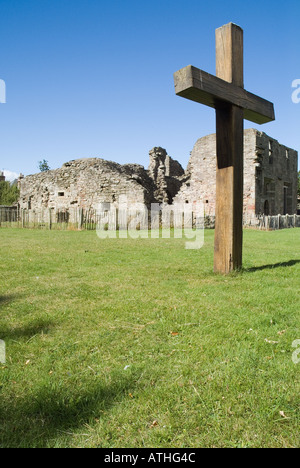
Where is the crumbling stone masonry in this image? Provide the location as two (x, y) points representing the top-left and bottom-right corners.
(174, 129), (298, 220)
(18, 149), (185, 223)
(18, 129), (298, 226)
(148, 147), (185, 204)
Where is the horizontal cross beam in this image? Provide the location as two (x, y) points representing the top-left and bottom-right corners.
(174, 65), (275, 124)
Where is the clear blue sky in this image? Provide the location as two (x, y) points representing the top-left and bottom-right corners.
(0, 0), (299, 178)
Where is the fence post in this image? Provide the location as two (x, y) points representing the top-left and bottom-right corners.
(78, 208), (83, 230)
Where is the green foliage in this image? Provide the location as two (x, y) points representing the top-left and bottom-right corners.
(38, 159), (50, 172)
(0, 181), (19, 206)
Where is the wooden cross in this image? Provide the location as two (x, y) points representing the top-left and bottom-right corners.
(174, 23), (275, 274)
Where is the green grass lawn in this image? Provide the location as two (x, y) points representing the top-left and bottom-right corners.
(0, 227), (299, 448)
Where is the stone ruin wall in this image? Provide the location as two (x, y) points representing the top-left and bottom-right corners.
(174, 129), (298, 219)
(18, 130), (298, 226)
(18, 149), (185, 223)
(19, 159), (150, 212)
(254, 131), (298, 216)
(148, 147), (185, 204)
(173, 129), (258, 218)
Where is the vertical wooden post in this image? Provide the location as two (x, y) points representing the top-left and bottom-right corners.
(214, 23), (244, 274)
(174, 22), (275, 273)
(49, 208), (52, 230)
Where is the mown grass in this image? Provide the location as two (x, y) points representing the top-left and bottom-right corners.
(0, 227), (299, 448)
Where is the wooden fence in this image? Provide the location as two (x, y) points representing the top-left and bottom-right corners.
(0, 206), (19, 225)
(246, 214), (300, 230)
(0, 206), (300, 231)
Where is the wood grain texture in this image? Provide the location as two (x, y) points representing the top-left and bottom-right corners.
(173, 22), (275, 274)
(173, 66), (275, 124)
(216, 22), (243, 86)
(214, 23), (244, 274)
(214, 105), (244, 273)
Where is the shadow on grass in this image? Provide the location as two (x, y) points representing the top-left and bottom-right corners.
(244, 259), (300, 273)
(0, 294), (56, 340)
(0, 318), (55, 341)
(0, 294), (21, 307)
(0, 374), (136, 448)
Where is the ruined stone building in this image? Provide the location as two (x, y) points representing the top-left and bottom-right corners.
(174, 129), (298, 219)
(18, 129), (298, 223)
(18, 148), (185, 218)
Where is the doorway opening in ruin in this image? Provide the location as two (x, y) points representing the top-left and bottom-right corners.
(264, 200), (270, 216)
(283, 186), (288, 215)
